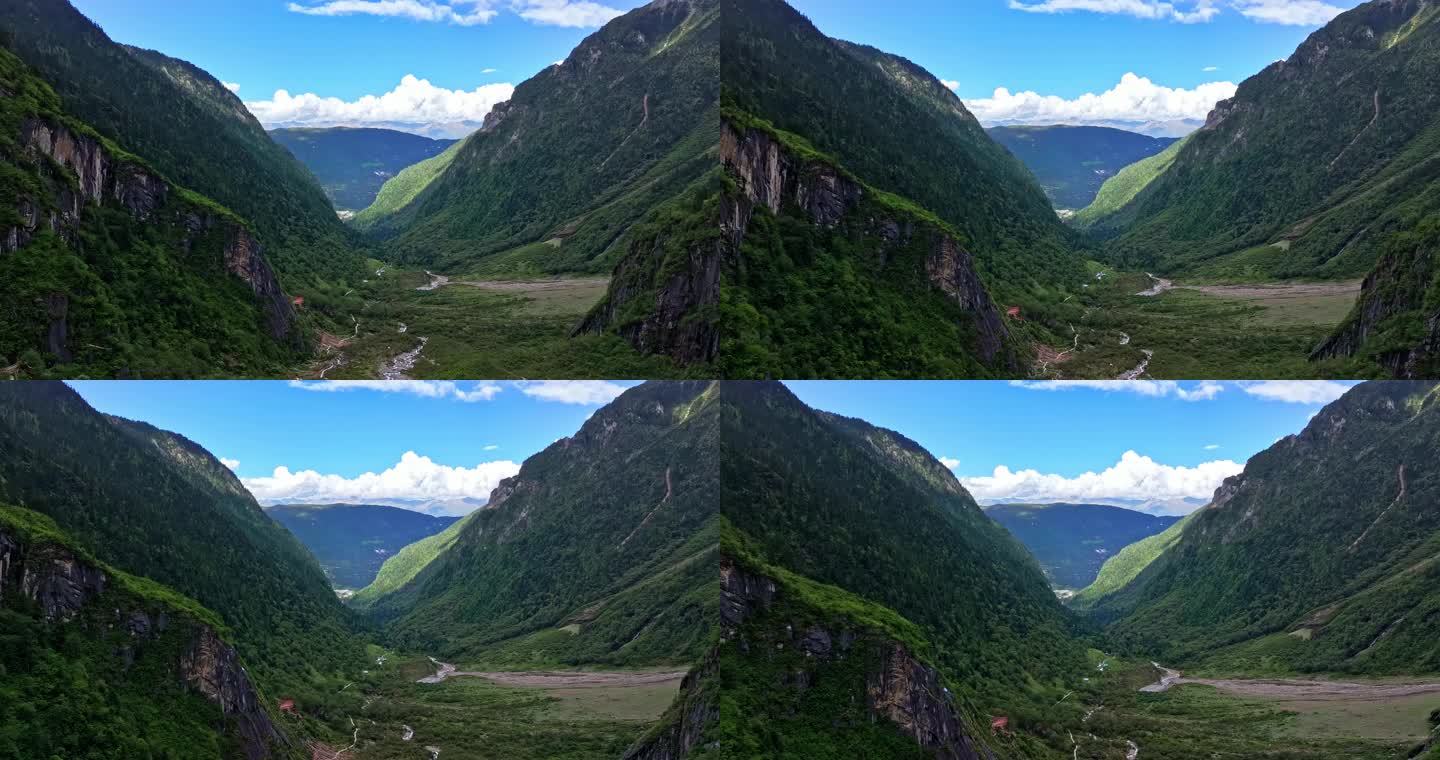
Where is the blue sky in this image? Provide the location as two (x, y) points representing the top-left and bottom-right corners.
(787, 0), (1365, 131)
(69, 380), (640, 514)
(786, 380), (1358, 512)
(70, 0), (649, 137)
(68, 379), (1358, 517)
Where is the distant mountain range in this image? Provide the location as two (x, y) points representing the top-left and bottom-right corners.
(986, 118), (1202, 139)
(985, 502), (1181, 589)
(269, 127), (456, 212)
(987, 126), (1178, 210)
(265, 503), (459, 589)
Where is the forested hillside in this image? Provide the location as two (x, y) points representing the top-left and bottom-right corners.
(988, 126), (1177, 210)
(1093, 382), (1440, 675)
(718, 382), (1087, 755)
(265, 504), (459, 589)
(269, 128), (456, 212)
(358, 382), (719, 668)
(1090, 0), (1440, 283)
(0, 47), (303, 377)
(0, 383), (363, 699)
(0, 0), (363, 284)
(986, 503), (1180, 589)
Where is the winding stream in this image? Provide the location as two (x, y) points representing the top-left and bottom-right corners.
(381, 337), (429, 380)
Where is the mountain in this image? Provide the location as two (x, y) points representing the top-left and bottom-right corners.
(1088, 381), (1440, 675)
(269, 128), (457, 212)
(265, 504), (459, 589)
(987, 126), (1177, 210)
(1071, 511), (1196, 610)
(0, 46), (302, 378)
(1071, 135), (1192, 231)
(0, 0), (363, 285)
(1088, 0), (1440, 283)
(357, 381), (719, 669)
(984, 503), (1181, 589)
(715, 0), (1088, 378)
(0, 503), (286, 758)
(357, 0), (719, 279)
(717, 382), (1087, 756)
(0, 382), (363, 699)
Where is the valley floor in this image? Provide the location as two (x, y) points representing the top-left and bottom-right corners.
(1029, 266), (1378, 379)
(295, 261), (689, 380)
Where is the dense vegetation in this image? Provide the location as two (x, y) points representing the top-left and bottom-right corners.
(987, 126), (1177, 210)
(350, 139), (465, 233)
(361, 0), (718, 278)
(1070, 135), (1191, 231)
(0, 383), (363, 699)
(719, 382), (1087, 730)
(0, 0), (364, 286)
(269, 128), (456, 212)
(1071, 511), (1196, 610)
(985, 503), (1180, 590)
(359, 382), (719, 668)
(265, 504), (459, 589)
(722, 0), (1084, 302)
(0, 504), (260, 759)
(0, 47), (303, 377)
(1092, 382), (1440, 675)
(1090, 0), (1440, 282)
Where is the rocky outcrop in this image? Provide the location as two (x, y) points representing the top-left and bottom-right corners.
(0, 525), (285, 759)
(720, 121), (1012, 366)
(5, 116), (298, 345)
(621, 650), (718, 760)
(720, 556), (987, 760)
(1311, 227), (1439, 377)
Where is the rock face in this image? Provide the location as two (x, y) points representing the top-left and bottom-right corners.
(5, 116), (297, 345)
(0, 525), (285, 759)
(621, 651), (718, 760)
(720, 556), (987, 760)
(720, 121), (1012, 366)
(1311, 227), (1440, 377)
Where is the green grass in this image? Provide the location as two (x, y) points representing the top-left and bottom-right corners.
(1071, 135), (1190, 230)
(350, 138), (465, 233)
(1073, 513), (1196, 610)
(351, 513), (473, 610)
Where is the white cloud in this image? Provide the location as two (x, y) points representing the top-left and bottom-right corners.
(966, 73), (1236, 128)
(220, 458), (241, 470)
(285, 0), (623, 27)
(222, 81), (241, 93)
(288, 379), (503, 402)
(939, 457), (961, 469)
(1203, 444), (1220, 450)
(518, 380), (629, 406)
(1007, 0), (1347, 25)
(1240, 381), (1354, 405)
(941, 79), (961, 91)
(1202, 65), (1219, 72)
(483, 444), (500, 451)
(1009, 380), (1224, 401)
(481, 67), (498, 73)
(960, 450), (1243, 507)
(245, 75), (514, 137)
(243, 451), (520, 508)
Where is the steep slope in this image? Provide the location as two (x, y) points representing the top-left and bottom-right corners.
(348, 510), (472, 611)
(1312, 215), (1440, 377)
(1070, 135), (1191, 231)
(722, 0), (1083, 299)
(269, 128), (456, 212)
(0, 47), (301, 377)
(1099, 382), (1440, 675)
(987, 126), (1178, 210)
(0, 382), (362, 696)
(265, 504), (459, 589)
(1070, 511), (1197, 611)
(985, 503), (1180, 590)
(1094, 0), (1440, 282)
(360, 381), (719, 668)
(362, 0), (719, 278)
(0, 504), (286, 759)
(719, 382), (1087, 754)
(349, 139), (465, 233)
(0, 0), (363, 283)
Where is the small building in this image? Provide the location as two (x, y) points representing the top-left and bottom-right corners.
(279, 698), (297, 715)
(1005, 306), (1022, 320)
(990, 716), (1009, 733)
(291, 296), (306, 308)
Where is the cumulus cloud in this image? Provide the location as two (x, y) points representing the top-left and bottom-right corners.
(286, 0), (622, 27)
(518, 380), (630, 405)
(941, 79), (961, 91)
(288, 379), (503, 402)
(243, 451), (520, 507)
(1010, 380), (1225, 401)
(222, 82), (241, 93)
(1240, 380), (1354, 404)
(966, 73), (1236, 128)
(244, 75), (514, 137)
(939, 457), (961, 469)
(220, 458), (241, 470)
(960, 450), (1243, 506)
(1007, 0), (1347, 24)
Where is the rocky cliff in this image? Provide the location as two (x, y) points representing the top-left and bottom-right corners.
(720, 120), (1015, 370)
(6, 116), (298, 345)
(0, 521), (287, 759)
(621, 650), (718, 760)
(720, 555), (989, 759)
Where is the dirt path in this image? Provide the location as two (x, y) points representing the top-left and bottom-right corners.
(417, 660), (687, 688)
(1136, 274), (1174, 297)
(1179, 281), (1361, 300)
(380, 337), (429, 380)
(1141, 664), (1440, 700)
